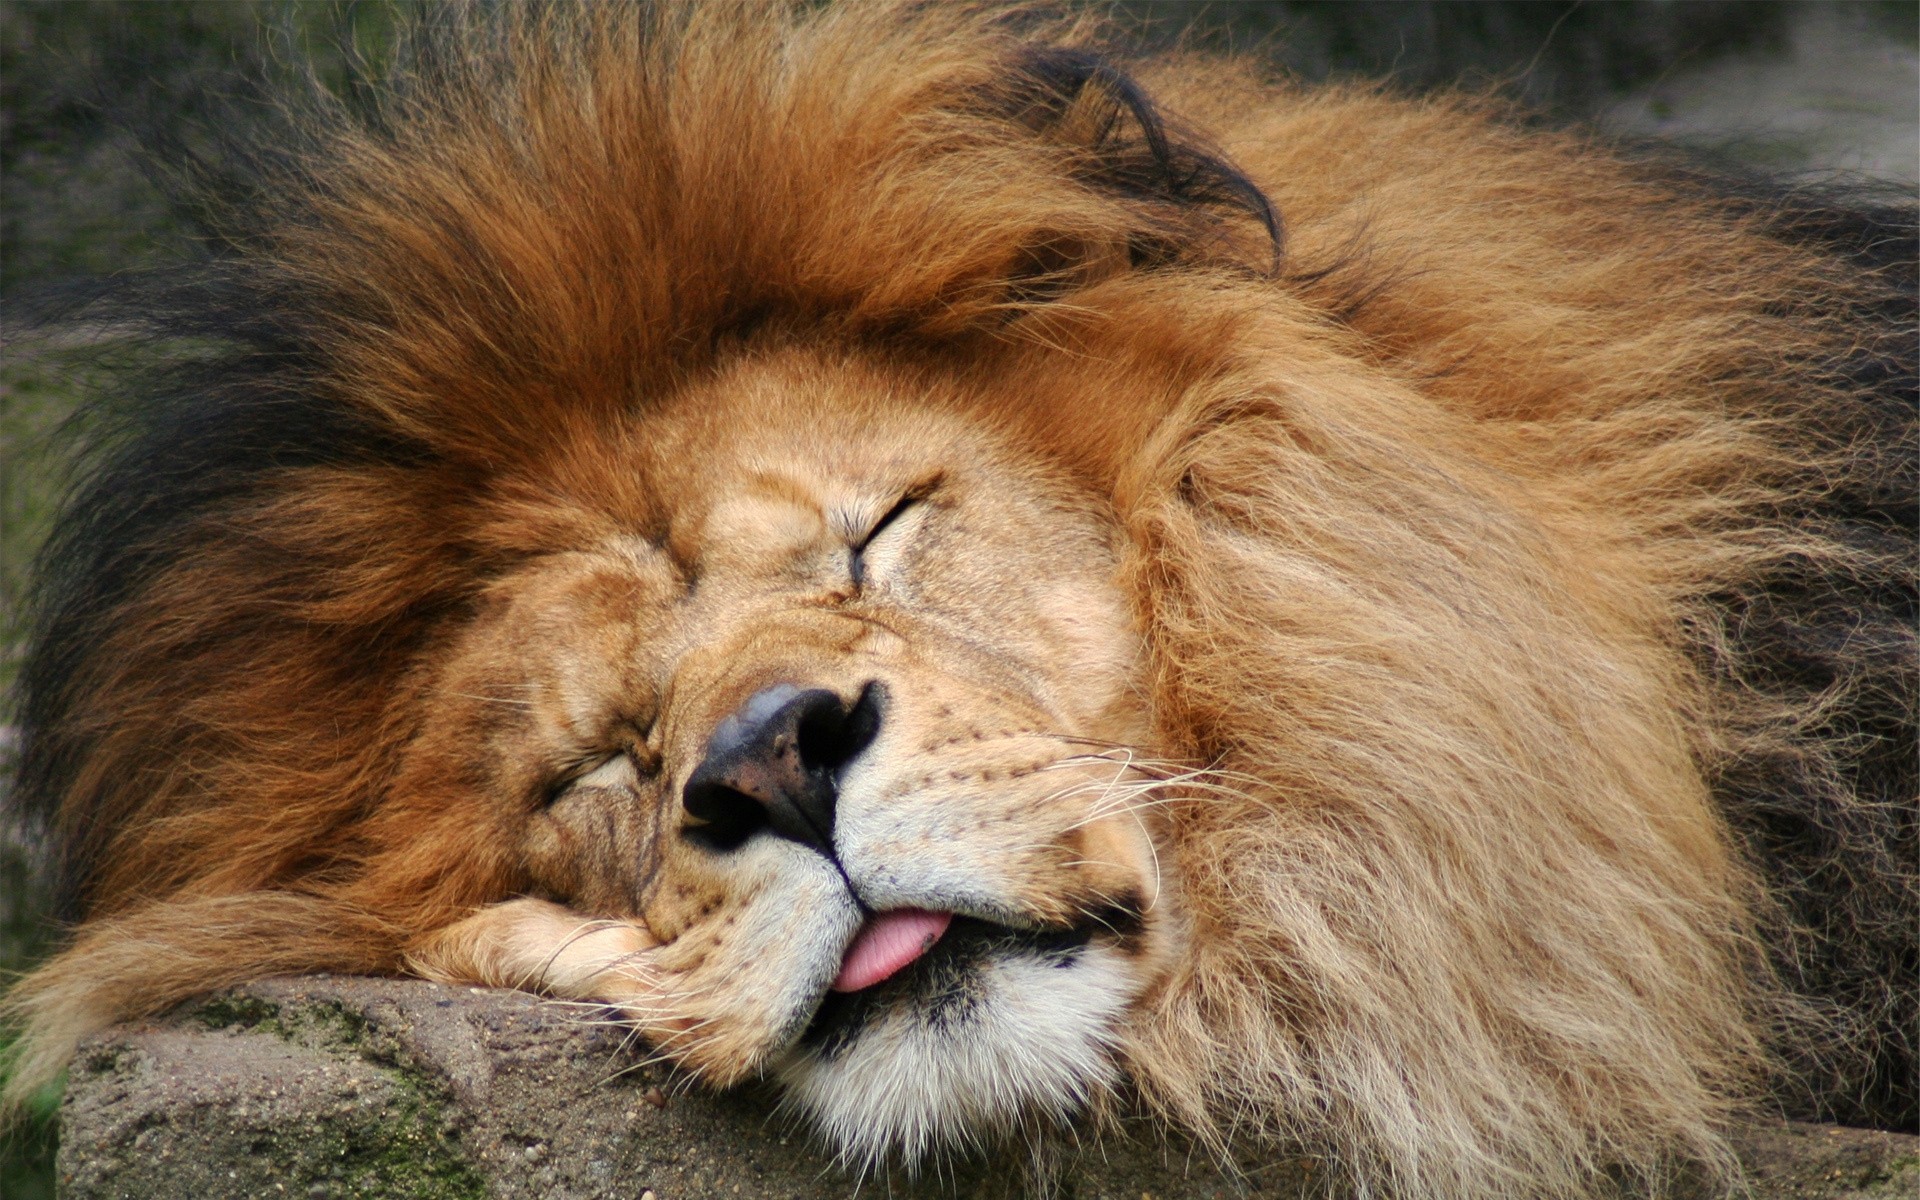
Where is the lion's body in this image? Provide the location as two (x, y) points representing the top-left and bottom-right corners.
(5, 5), (1914, 1196)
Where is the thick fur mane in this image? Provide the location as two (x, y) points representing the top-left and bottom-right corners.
(5, 3), (1915, 1195)
(15, 5), (1279, 920)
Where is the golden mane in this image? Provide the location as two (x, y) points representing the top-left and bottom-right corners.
(5, 4), (1913, 1195)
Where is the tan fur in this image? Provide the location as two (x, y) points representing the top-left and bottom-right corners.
(5, 4), (1911, 1196)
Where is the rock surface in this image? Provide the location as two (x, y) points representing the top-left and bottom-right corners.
(57, 976), (1918, 1200)
(1605, 4), (1919, 184)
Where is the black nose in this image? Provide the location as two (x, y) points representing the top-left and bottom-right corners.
(681, 681), (885, 855)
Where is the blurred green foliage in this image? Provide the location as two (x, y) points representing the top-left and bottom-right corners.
(2, 1), (407, 294)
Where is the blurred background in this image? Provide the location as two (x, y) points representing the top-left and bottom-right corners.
(2, 3), (1915, 1195)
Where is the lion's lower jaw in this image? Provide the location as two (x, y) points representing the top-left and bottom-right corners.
(772, 944), (1141, 1168)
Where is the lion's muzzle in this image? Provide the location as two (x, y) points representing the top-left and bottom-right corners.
(680, 680), (886, 856)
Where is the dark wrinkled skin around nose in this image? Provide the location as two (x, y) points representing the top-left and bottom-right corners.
(682, 682), (885, 855)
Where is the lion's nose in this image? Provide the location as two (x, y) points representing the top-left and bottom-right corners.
(680, 681), (885, 856)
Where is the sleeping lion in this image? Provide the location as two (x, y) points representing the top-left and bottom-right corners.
(4, 5), (1914, 1197)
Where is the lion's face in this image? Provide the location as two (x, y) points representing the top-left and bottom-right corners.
(431, 349), (1172, 1157)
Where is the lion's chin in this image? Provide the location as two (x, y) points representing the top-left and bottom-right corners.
(772, 917), (1145, 1167)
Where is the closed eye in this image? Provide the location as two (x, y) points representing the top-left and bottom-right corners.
(849, 489), (930, 588)
(545, 751), (640, 806)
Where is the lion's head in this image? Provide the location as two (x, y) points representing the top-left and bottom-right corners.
(416, 350), (1169, 1157)
(6, 3), (1912, 1196)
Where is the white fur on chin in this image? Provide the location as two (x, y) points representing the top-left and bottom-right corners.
(775, 941), (1142, 1168)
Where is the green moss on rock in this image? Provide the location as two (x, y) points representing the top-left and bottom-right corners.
(183, 990), (486, 1200)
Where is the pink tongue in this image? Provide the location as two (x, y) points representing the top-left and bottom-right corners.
(831, 909), (952, 993)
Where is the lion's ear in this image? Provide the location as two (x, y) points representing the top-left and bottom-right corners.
(985, 46), (1281, 278)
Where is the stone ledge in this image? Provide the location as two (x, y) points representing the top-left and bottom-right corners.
(57, 976), (1919, 1199)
